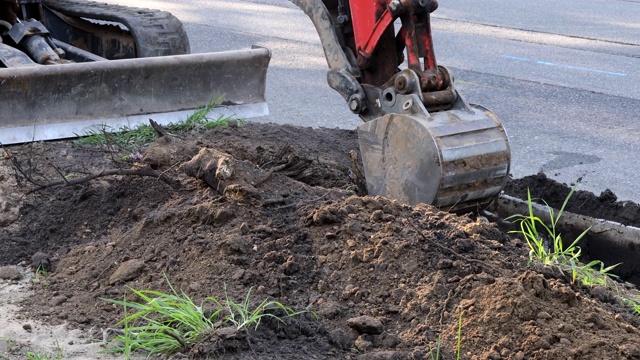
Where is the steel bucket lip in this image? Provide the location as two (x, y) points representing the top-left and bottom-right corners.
(357, 102), (510, 213)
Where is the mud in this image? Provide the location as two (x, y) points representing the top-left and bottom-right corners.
(1, 123), (639, 359)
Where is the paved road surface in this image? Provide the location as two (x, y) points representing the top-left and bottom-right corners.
(104, 0), (640, 203)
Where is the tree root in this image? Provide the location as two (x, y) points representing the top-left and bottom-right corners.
(26, 168), (181, 194)
(407, 221), (506, 277)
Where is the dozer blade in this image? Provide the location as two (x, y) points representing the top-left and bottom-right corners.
(0, 47), (270, 145)
(357, 99), (510, 213)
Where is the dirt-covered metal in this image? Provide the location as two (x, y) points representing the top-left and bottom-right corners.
(358, 95), (510, 213)
(0, 48), (271, 144)
(0, 0), (271, 145)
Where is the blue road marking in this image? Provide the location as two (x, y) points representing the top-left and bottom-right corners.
(501, 54), (627, 76)
(501, 55), (530, 62)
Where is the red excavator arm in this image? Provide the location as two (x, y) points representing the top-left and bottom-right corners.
(293, 0), (511, 213)
(350, 0), (448, 94)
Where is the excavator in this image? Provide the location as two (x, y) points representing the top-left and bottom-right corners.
(0, 0), (271, 144)
(0, 0), (510, 213)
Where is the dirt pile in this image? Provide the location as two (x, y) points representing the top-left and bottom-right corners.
(1, 123), (639, 359)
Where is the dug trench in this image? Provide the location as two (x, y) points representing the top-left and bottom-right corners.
(1, 123), (640, 359)
(500, 173), (640, 286)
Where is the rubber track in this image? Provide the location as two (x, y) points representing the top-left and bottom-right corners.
(43, 0), (190, 57)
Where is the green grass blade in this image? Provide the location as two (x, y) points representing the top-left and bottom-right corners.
(456, 310), (464, 360)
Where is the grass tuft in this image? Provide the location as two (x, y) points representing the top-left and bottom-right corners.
(507, 182), (620, 287)
(508, 186), (585, 266)
(428, 335), (441, 360)
(619, 295), (640, 317)
(24, 351), (61, 360)
(24, 338), (62, 360)
(76, 94), (241, 150)
(456, 310), (463, 360)
(32, 265), (50, 287)
(215, 285), (309, 331)
(428, 310), (464, 360)
(102, 276), (309, 358)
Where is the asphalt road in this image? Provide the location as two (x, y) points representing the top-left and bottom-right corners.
(105, 0), (640, 203)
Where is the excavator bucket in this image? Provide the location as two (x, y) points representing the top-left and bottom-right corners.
(293, 0), (512, 211)
(357, 98), (510, 213)
(0, 47), (270, 145)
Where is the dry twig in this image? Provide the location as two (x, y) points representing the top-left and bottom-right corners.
(25, 168), (181, 194)
(408, 221), (506, 277)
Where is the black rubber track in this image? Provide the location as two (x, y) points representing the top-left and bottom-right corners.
(44, 0), (190, 57)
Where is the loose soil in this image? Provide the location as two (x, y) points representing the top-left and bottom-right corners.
(1, 123), (640, 360)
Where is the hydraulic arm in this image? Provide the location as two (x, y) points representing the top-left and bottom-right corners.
(1, 0), (508, 212)
(293, 0), (511, 212)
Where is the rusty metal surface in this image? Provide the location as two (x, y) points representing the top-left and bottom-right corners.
(52, 38), (106, 62)
(0, 43), (35, 67)
(0, 47), (271, 144)
(357, 95), (510, 213)
(7, 19), (50, 43)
